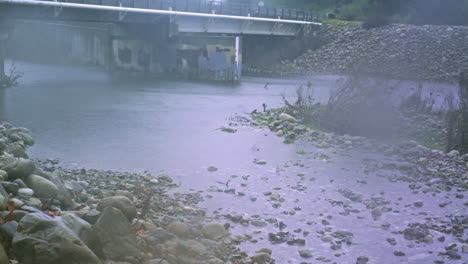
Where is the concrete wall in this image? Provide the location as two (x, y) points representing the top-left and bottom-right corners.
(7, 20), (110, 66)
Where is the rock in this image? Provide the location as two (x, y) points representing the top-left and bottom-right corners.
(97, 196), (137, 221)
(251, 253), (271, 263)
(0, 156), (35, 180)
(403, 227), (430, 241)
(0, 185), (9, 210)
(18, 188), (34, 198)
(446, 250), (461, 259)
(279, 113), (297, 122)
(207, 166), (218, 172)
(253, 159), (267, 165)
(7, 142), (28, 158)
(93, 206), (141, 260)
(83, 209), (101, 224)
(338, 189), (362, 202)
(251, 220), (267, 227)
(394, 251), (406, 256)
(414, 201), (424, 207)
(9, 197), (24, 208)
(386, 237), (397, 245)
(219, 127), (237, 133)
(0, 170), (7, 180)
(356, 256), (369, 264)
(167, 221), (190, 238)
(447, 150), (460, 158)
(25, 174), (59, 199)
(1, 181), (19, 194)
(0, 244), (7, 264)
(15, 132), (35, 146)
(141, 228), (175, 243)
(202, 223), (229, 241)
(12, 212), (101, 264)
(298, 249), (313, 258)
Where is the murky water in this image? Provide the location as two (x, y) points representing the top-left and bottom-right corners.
(0, 61), (465, 263)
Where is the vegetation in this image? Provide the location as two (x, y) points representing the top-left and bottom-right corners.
(264, 0), (468, 26)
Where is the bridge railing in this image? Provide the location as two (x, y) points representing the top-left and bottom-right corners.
(38, 0), (323, 22)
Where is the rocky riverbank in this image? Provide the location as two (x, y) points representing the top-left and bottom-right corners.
(0, 122), (264, 264)
(247, 23), (468, 82)
(253, 108), (468, 190)
(248, 108), (468, 262)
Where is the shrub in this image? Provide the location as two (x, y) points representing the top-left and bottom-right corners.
(362, 14), (391, 29)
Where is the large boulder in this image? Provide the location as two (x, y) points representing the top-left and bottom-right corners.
(60, 213), (103, 258)
(25, 174), (58, 199)
(97, 196), (137, 220)
(0, 155), (35, 180)
(93, 206), (141, 260)
(12, 212), (101, 264)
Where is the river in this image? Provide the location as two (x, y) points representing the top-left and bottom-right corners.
(0, 61), (465, 264)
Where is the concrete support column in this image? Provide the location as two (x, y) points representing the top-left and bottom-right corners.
(0, 19), (10, 84)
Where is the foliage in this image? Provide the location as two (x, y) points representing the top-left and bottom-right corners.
(264, 0), (468, 26)
(362, 14), (391, 29)
(0, 62), (23, 88)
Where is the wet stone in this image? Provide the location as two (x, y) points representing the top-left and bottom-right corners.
(356, 256), (369, 264)
(298, 249), (313, 258)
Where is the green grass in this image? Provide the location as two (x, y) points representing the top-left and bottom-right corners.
(322, 19), (362, 27)
(414, 131), (446, 151)
(296, 150), (309, 155)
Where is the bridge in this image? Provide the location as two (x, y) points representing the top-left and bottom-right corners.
(0, 0), (321, 81)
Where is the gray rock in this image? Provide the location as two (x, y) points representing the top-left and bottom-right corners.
(18, 187), (34, 198)
(25, 174), (59, 199)
(93, 206), (141, 260)
(0, 156), (35, 180)
(7, 142), (28, 158)
(298, 249), (313, 258)
(356, 256), (369, 264)
(167, 221), (190, 238)
(202, 223), (229, 241)
(12, 212), (101, 264)
(1, 181), (19, 194)
(0, 170), (7, 180)
(97, 196), (137, 221)
(251, 253), (272, 263)
(83, 209), (101, 224)
(279, 113), (297, 122)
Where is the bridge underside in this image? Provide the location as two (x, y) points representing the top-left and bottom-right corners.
(0, 1), (318, 81)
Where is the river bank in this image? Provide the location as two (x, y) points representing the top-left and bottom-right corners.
(1, 62), (467, 263)
(246, 23), (468, 83)
(0, 122), (262, 264)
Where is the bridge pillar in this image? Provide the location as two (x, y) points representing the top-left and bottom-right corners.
(0, 20), (8, 83)
(108, 23), (242, 81)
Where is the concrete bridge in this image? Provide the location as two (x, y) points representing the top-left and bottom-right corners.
(0, 0), (321, 81)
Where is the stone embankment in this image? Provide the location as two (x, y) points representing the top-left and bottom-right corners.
(0, 122), (260, 264)
(254, 108), (468, 190)
(249, 23), (468, 82)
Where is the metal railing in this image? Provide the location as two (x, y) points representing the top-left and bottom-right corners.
(39, 0), (322, 22)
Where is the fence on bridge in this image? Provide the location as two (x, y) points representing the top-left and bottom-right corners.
(37, 0), (322, 22)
